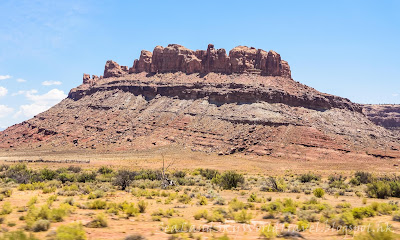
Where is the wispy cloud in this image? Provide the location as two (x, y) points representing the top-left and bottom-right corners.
(12, 89), (38, 96)
(0, 87), (8, 97)
(42, 80), (62, 86)
(16, 78), (26, 83)
(14, 88), (66, 118)
(0, 105), (14, 118)
(0, 75), (11, 80)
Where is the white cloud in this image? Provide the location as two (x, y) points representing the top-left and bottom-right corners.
(16, 78), (26, 83)
(0, 75), (11, 80)
(0, 105), (14, 118)
(0, 87), (8, 97)
(12, 89), (38, 96)
(14, 89), (67, 118)
(42, 80), (62, 86)
(392, 93), (399, 97)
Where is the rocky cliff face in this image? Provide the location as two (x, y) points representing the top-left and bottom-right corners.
(0, 44), (399, 161)
(363, 104), (400, 131)
(102, 44), (291, 79)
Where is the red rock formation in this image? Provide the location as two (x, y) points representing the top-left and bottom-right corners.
(103, 60), (127, 78)
(83, 73), (91, 84)
(101, 44), (292, 78)
(131, 50), (153, 73)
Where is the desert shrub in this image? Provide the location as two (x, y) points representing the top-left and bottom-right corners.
(86, 213), (108, 228)
(77, 171), (97, 183)
(0, 230), (38, 240)
(67, 166), (82, 173)
(297, 210), (318, 222)
(328, 174), (348, 189)
(212, 171), (244, 190)
(124, 235), (147, 240)
(207, 210), (225, 223)
(298, 172), (320, 183)
(234, 209), (252, 223)
(198, 196), (208, 205)
(313, 188), (325, 198)
(56, 222), (87, 240)
(229, 198), (245, 212)
(178, 194), (191, 204)
(173, 170), (186, 178)
(297, 220), (310, 232)
(87, 200), (107, 209)
(350, 171), (374, 186)
(0, 202), (12, 215)
(57, 173), (75, 183)
(134, 170), (161, 181)
(354, 223), (399, 240)
(329, 212), (357, 228)
(165, 218), (192, 234)
(259, 225), (276, 239)
(113, 170), (137, 190)
(248, 192), (261, 203)
(32, 219), (50, 232)
(393, 212), (400, 222)
(5, 164), (31, 184)
(0, 189), (12, 198)
(138, 200), (148, 213)
(194, 209), (208, 220)
(98, 166), (113, 174)
(43, 186), (56, 194)
(122, 202), (139, 217)
(351, 207), (375, 219)
(389, 181), (400, 198)
(40, 168), (58, 181)
(214, 197), (226, 205)
(199, 169), (220, 180)
(366, 181), (391, 199)
(263, 177), (286, 192)
(87, 190), (104, 199)
(64, 197), (75, 206)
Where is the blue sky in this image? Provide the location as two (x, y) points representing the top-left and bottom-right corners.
(0, 0), (399, 130)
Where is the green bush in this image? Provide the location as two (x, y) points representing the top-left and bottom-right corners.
(297, 220), (310, 232)
(137, 200), (148, 213)
(32, 219), (50, 232)
(56, 222), (87, 240)
(213, 171), (244, 190)
(313, 188), (325, 198)
(366, 181), (391, 199)
(229, 198), (245, 212)
(194, 209), (208, 220)
(198, 196), (208, 205)
(199, 169), (220, 180)
(354, 223), (399, 239)
(113, 170), (137, 190)
(98, 166), (113, 174)
(234, 209), (252, 223)
(351, 207), (375, 219)
(0, 230), (38, 240)
(87, 200), (107, 209)
(86, 213), (108, 228)
(40, 168), (58, 181)
(178, 194), (191, 204)
(165, 218), (192, 234)
(299, 172), (320, 183)
(0, 202), (12, 215)
(259, 225), (276, 239)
